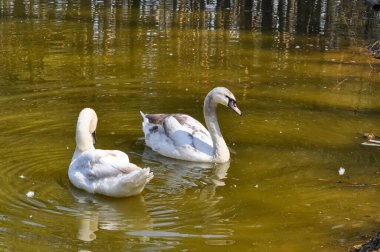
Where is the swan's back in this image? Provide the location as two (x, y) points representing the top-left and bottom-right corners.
(69, 149), (153, 197)
(141, 112), (214, 162)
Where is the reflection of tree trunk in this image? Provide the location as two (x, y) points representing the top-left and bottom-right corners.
(262, 0), (273, 31)
(14, 1), (26, 18)
(241, 0), (253, 30)
(219, 0), (231, 10)
(296, 0), (310, 33)
(296, 0), (323, 34)
(277, 0), (283, 32)
(132, 0), (140, 9)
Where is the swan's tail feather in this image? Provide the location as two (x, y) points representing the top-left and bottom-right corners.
(95, 168), (153, 198)
(140, 111), (151, 137)
(124, 168), (154, 185)
(140, 111), (148, 124)
(119, 168), (153, 196)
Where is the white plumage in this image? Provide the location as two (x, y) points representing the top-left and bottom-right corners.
(141, 87), (242, 163)
(69, 108), (153, 198)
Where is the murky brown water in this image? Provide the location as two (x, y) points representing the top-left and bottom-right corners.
(0, 0), (380, 251)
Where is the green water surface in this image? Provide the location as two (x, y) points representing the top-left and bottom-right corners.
(0, 0), (380, 251)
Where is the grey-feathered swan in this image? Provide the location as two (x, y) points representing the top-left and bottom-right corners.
(140, 87), (242, 163)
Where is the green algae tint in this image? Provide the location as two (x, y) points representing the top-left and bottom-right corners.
(0, 0), (379, 251)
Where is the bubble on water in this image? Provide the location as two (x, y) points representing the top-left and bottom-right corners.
(26, 191), (34, 198)
(338, 167), (345, 176)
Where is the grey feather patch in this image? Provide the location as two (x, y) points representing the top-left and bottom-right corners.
(149, 126), (159, 133)
(146, 114), (187, 125)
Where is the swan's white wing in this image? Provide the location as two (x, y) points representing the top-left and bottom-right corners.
(177, 115), (213, 153)
(180, 115), (212, 148)
(76, 149), (139, 179)
(93, 150), (144, 177)
(181, 115), (211, 138)
(69, 149), (153, 197)
(160, 115), (193, 147)
(142, 113), (212, 147)
(141, 113), (214, 161)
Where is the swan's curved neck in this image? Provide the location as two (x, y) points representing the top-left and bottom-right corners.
(204, 95), (230, 163)
(74, 116), (95, 159)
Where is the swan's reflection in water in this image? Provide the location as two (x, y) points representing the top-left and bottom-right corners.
(141, 148), (235, 240)
(70, 148), (235, 244)
(77, 210), (98, 242)
(69, 186), (152, 242)
(142, 147), (230, 192)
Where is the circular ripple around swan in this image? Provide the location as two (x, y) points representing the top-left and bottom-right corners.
(1, 146), (76, 216)
(140, 150), (236, 241)
(0, 107), (237, 249)
(0, 109), (79, 220)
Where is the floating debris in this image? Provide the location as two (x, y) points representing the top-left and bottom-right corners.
(331, 224), (344, 230)
(362, 141), (380, 147)
(361, 133), (380, 146)
(26, 191), (34, 198)
(338, 167), (345, 176)
(363, 133), (376, 140)
(368, 41), (380, 59)
(350, 232), (380, 252)
(318, 178), (367, 187)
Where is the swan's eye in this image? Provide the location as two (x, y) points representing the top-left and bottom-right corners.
(226, 95), (237, 107)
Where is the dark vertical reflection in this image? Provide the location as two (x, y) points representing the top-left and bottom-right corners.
(0, 0), (377, 34)
(262, 0), (273, 31)
(0, 0), (378, 88)
(0, 1), (379, 251)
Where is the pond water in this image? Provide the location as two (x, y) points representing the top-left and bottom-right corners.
(0, 0), (380, 251)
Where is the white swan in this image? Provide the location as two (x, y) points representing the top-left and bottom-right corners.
(69, 108), (153, 198)
(140, 87), (242, 163)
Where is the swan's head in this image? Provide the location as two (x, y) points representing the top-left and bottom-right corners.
(75, 108), (98, 152)
(209, 87), (242, 116)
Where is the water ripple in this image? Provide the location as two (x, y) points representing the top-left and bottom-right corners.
(139, 149), (235, 239)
